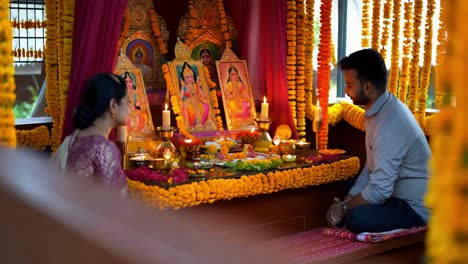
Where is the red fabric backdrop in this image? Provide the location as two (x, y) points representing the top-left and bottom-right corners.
(225, 0), (297, 138)
(63, 0), (296, 139)
(62, 0), (128, 139)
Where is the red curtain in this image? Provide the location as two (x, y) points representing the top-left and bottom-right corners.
(225, 0), (297, 138)
(62, 0), (128, 139)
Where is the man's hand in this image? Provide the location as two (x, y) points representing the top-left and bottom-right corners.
(326, 198), (346, 227)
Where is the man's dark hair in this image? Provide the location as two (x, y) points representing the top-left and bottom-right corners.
(338, 48), (387, 91)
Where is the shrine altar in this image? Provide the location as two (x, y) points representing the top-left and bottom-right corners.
(126, 154), (360, 210)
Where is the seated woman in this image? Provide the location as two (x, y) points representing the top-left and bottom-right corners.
(51, 73), (130, 191)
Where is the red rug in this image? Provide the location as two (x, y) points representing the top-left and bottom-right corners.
(267, 228), (371, 264)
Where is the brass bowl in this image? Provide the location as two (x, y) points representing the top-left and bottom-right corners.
(150, 158), (168, 170)
(278, 141), (296, 155)
(294, 141), (311, 149)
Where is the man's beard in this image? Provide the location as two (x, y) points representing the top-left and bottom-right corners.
(351, 84), (370, 106)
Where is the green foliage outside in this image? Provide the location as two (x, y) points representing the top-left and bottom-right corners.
(13, 86), (38, 119)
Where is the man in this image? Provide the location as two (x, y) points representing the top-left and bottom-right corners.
(326, 49), (431, 233)
(134, 48), (153, 81)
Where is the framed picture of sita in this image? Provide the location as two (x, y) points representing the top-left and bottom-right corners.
(114, 68), (155, 141)
(216, 50), (256, 130)
(167, 60), (218, 133)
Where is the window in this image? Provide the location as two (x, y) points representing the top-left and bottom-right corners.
(10, 0), (47, 119)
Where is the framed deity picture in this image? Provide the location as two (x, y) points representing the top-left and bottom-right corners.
(114, 67), (155, 141)
(216, 52), (256, 130)
(167, 60), (219, 133)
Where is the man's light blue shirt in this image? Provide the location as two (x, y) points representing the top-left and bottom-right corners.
(348, 91), (431, 223)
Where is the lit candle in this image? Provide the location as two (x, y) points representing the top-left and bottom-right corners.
(273, 135), (281, 146)
(314, 106), (322, 121)
(260, 96), (269, 121)
(163, 148), (172, 160)
(162, 103), (171, 130)
(184, 139), (193, 145)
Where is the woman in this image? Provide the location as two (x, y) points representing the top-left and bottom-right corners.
(52, 73), (130, 191)
(225, 65), (252, 126)
(199, 47), (219, 86)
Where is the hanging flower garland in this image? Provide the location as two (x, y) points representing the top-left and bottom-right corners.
(370, 0), (382, 50)
(116, 8), (130, 54)
(387, 0), (401, 95)
(415, 0), (435, 130)
(316, 0), (332, 150)
(407, 0), (423, 113)
(44, 0), (60, 150)
(12, 48), (44, 59)
(434, 0), (447, 108)
(398, 1), (414, 103)
(286, 0), (297, 130)
(16, 126), (50, 151)
(388, 0), (401, 95)
(304, 0), (315, 123)
(0, 1), (16, 147)
(426, 1), (467, 261)
(361, 0), (371, 48)
(295, 0), (306, 138)
(341, 102), (365, 132)
(149, 9), (168, 55)
(216, 0), (232, 49)
(127, 156), (360, 210)
(11, 19), (47, 29)
(379, 0), (392, 61)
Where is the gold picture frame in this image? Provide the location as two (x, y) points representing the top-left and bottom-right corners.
(115, 54), (156, 141)
(216, 48), (256, 130)
(167, 41), (218, 133)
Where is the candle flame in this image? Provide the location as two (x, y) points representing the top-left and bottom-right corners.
(263, 96), (267, 103)
(165, 103), (168, 111)
(250, 127), (255, 133)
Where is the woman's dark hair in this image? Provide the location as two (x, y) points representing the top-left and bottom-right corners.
(338, 48), (388, 91)
(199, 48), (212, 58)
(74, 73), (126, 129)
(227, 65), (244, 83)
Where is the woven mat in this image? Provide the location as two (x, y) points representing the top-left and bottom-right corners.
(266, 228), (371, 264)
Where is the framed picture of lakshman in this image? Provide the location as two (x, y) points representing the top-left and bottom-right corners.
(167, 41), (218, 133)
(216, 48), (256, 130)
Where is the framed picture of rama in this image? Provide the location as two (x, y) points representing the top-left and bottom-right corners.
(216, 49), (256, 130)
(167, 59), (218, 133)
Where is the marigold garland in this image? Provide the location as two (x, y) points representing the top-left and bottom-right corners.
(127, 157), (360, 210)
(286, 0), (297, 129)
(415, 0), (435, 130)
(387, 0), (401, 96)
(434, 0), (447, 108)
(304, 0), (315, 125)
(340, 102), (365, 132)
(371, 0), (382, 50)
(216, 0), (232, 49)
(361, 0), (371, 48)
(316, 0), (332, 150)
(398, 1), (414, 103)
(379, 0), (392, 61)
(149, 9), (168, 55)
(11, 19), (47, 29)
(407, 0), (423, 113)
(16, 126), (50, 151)
(295, 0), (306, 137)
(425, 1), (467, 261)
(0, 1), (17, 147)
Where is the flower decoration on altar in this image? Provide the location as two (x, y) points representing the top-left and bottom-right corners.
(126, 166), (189, 186)
(126, 156), (360, 210)
(235, 129), (260, 144)
(0, 1), (16, 147)
(274, 124), (292, 141)
(16, 126), (50, 151)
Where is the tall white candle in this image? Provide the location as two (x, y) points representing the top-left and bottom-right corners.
(260, 96), (269, 121)
(314, 106), (322, 121)
(162, 103), (171, 130)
